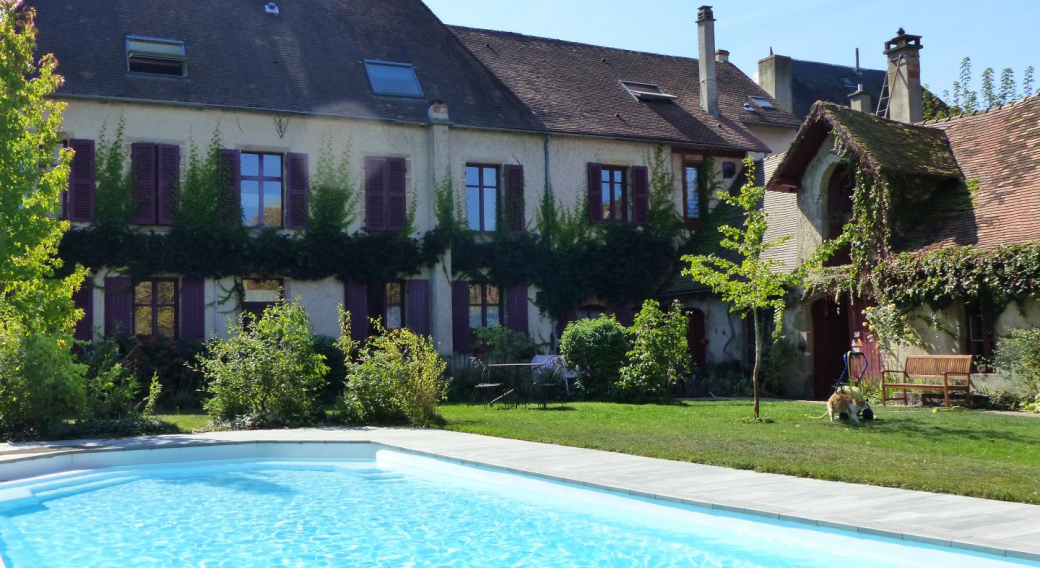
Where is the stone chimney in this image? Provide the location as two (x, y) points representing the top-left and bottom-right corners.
(697, 6), (719, 117)
(848, 85), (872, 113)
(757, 53), (793, 113)
(883, 28), (923, 123)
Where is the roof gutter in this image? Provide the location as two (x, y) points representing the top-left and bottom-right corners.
(53, 93), (766, 153)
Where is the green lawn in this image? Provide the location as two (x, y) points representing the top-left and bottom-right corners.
(437, 401), (1040, 504)
(154, 411), (210, 432)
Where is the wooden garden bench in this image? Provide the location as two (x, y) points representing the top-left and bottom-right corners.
(881, 355), (974, 407)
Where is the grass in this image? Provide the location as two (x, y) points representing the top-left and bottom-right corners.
(436, 400), (1040, 504)
(153, 411), (210, 432)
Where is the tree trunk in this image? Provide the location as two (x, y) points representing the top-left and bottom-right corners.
(752, 309), (762, 419)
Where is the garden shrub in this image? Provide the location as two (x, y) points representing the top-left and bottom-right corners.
(339, 316), (449, 427)
(313, 335), (349, 404)
(994, 328), (1040, 412)
(988, 389), (1024, 411)
(81, 336), (139, 420)
(472, 326), (537, 362)
(559, 315), (629, 398)
(0, 317), (86, 435)
(197, 299), (328, 425)
(614, 300), (690, 403)
(122, 335), (207, 410)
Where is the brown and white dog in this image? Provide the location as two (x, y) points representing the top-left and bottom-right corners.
(817, 392), (866, 423)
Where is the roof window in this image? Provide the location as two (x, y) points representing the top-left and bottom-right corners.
(620, 80), (677, 102)
(747, 95), (775, 109)
(841, 76), (856, 88)
(126, 36), (186, 77)
(364, 60), (424, 97)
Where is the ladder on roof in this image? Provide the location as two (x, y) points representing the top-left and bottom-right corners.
(876, 54), (905, 119)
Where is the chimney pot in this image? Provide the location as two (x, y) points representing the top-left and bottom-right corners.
(697, 6), (719, 116)
(715, 49), (730, 64)
(428, 101), (450, 123)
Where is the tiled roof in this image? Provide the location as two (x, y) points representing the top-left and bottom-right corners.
(789, 59), (886, 120)
(31, 0), (541, 131)
(451, 27), (802, 152)
(914, 95), (1040, 250)
(768, 102), (961, 191)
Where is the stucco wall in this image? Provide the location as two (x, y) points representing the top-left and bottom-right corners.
(745, 123), (798, 155)
(675, 296), (748, 367)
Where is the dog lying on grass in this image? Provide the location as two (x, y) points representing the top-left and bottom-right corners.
(816, 392), (867, 423)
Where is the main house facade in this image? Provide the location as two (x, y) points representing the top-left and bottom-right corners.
(39, 1), (799, 362)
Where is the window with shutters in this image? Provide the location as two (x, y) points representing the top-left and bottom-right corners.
(599, 166), (627, 222)
(134, 279), (178, 339)
(241, 153), (283, 228)
(683, 164), (700, 220)
(365, 157), (407, 232)
(243, 279), (282, 320)
(468, 284), (501, 330)
(368, 282), (405, 331)
(132, 143), (179, 226)
(465, 164), (498, 232)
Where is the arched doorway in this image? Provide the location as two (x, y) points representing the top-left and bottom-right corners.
(811, 297), (849, 399)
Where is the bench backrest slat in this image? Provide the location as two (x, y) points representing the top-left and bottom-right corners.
(904, 355), (973, 377)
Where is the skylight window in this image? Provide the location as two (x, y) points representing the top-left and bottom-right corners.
(748, 95), (775, 109)
(364, 60), (424, 97)
(620, 80), (677, 102)
(126, 36), (186, 77)
(841, 76), (855, 88)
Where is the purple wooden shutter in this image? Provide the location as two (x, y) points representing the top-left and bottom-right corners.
(452, 281), (471, 354)
(72, 279), (93, 342)
(504, 164), (525, 234)
(67, 139), (95, 222)
(218, 149), (241, 224)
(506, 283), (529, 335)
(284, 152), (309, 230)
(387, 158), (407, 231)
(404, 279), (430, 336)
(157, 144), (180, 226)
(344, 281), (369, 342)
(587, 163), (602, 224)
(131, 143), (157, 225)
(104, 276), (133, 337)
(614, 304), (634, 327)
(631, 165), (649, 226)
(181, 277), (205, 340)
(365, 157), (386, 231)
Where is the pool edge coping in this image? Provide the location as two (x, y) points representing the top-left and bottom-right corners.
(0, 437), (1038, 565)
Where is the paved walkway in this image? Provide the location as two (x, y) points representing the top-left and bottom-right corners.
(1, 428), (1038, 562)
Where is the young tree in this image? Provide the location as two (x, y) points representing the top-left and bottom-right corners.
(1024, 66), (1035, 98)
(683, 158), (825, 419)
(998, 68), (1017, 105)
(980, 67), (996, 109)
(959, 57), (979, 113)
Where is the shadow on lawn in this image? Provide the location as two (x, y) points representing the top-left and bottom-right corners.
(857, 414), (1036, 444)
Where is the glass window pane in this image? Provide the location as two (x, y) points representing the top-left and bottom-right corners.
(135, 306), (153, 336)
(483, 188), (496, 232)
(685, 167), (699, 219)
(469, 306), (483, 329)
(157, 307), (176, 338)
(613, 169), (622, 183)
(263, 181), (282, 227)
(134, 281), (152, 304)
(365, 62), (423, 97)
(468, 284), (482, 305)
(465, 166), (479, 187)
(386, 306), (403, 329)
(244, 279), (281, 303)
(466, 187), (481, 231)
(601, 183), (611, 220)
(241, 153), (259, 177)
(241, 180), (260, 227)
(486, 306), (500, 328)
(601, 170), (609, 182)
(486, 286), (501, 304)
(386, 283), (402, 304)
(262, 155), (282, 178)
(156, 281), (175, 304)
(613, 184), (624, 220)
(483, 167), (497, 187)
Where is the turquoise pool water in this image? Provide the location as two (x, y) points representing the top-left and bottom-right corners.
(0, 451), (1033, 568)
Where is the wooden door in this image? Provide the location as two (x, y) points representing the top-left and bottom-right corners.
(686, 309), (707, 371)
(812, 297), (850, 400)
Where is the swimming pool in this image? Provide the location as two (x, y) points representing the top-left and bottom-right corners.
(0, 447), (1034, 568)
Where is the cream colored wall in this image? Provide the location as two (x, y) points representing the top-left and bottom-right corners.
(745, 123), (798, 155)
(676, 296), (748, 367)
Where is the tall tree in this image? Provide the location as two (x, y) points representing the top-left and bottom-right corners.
(959, 57), (979, 113)
(683, 159), (828, 420)
(0, 2), (85, 333)
(1024, 66), (1035, 98)
(998, 68), (1016, 105)
(980, 67), (996, 109)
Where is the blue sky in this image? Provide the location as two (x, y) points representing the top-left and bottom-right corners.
(424, 0), (1040, 101)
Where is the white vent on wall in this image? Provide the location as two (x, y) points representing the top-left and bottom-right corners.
(265, 2), (280, 15)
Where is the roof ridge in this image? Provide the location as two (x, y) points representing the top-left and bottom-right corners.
(916, 91), (1040, 125)
(449, 25), (701, 64)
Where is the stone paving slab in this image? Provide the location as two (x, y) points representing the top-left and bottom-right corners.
(1, 428), (1038, 562)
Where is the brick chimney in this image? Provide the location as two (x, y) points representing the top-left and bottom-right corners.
(883, 28), (923, 123)
(848, 85), (872, 113)
(757, 52), (793, 113)
(697, 6), (719, 117)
